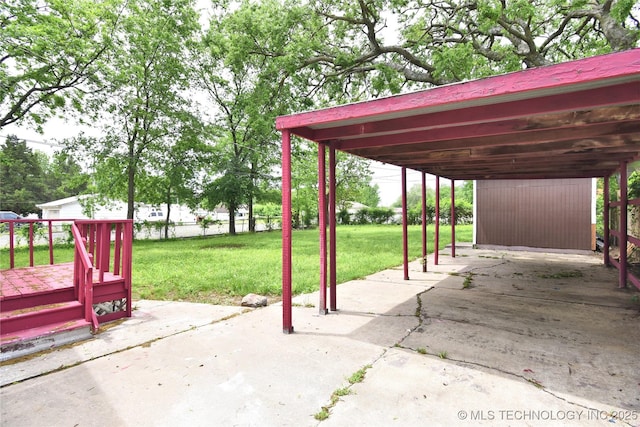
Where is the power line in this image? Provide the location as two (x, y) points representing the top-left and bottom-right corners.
(0, 134), (64, 148)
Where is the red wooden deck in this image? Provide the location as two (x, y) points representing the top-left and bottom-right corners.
(1, 263), (122, 309)
(0, 219), (133, 359)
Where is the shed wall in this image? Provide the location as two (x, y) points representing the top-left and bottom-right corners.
(475, 179), (593, 250)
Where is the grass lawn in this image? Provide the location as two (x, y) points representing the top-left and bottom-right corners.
(2, 224), (471, 304)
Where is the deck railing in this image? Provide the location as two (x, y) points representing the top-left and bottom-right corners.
(1, 218), (134, 325)
(71, 223), (98, 329)
(0, 218), (75, 269)
(75, 219), (133, 318)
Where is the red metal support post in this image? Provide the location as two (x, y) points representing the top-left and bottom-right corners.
(619, 162), (628, 288)
(318, 144), (328, 315)
(281, 129), (294, 333)
(48, 220), (54, 265)
(421, 172), (427, 272)
(329, 146), (337, 311)
(402, 167), (409, 280)
(603, 175), (610, 267)
(435, 176), (440, 265)
(451, 179), (456, 258)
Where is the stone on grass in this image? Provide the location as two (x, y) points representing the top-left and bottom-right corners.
(241, 293), (268, 308)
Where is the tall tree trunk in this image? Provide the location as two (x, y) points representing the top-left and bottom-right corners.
(229, 200), (236, 235)
(164, 187), (172, 239)
(249, 160), (256, 232)
(127, 151), (135, 220)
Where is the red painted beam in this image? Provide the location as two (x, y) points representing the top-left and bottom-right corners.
(335, 112), (639, 152)
(318, 144), (328, 315)
(312, 83), (640, 142)
(435, 176), (440, 266)
(276, 49), (640, 130)
(402, 167), (409, 280)
(281, 130), (293, 334)
(604, 175), (610, 267)
(329, 146), (337, 312)
(421, 172), (427, 273)
(451, 180), (455, 258)
(619, 162), (628, 289)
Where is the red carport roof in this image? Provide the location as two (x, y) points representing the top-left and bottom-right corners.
(276, 49), (640, 180)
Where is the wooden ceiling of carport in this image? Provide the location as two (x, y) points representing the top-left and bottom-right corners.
(276, 49), (640, 180)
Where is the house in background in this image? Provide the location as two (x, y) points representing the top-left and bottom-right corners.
(37, 195), (128, 220)
(473, 178), (596, 251)
(36, 195), (199, 224)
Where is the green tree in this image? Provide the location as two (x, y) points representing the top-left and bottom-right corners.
(0, 135), (46, 214)
(290, 139), (376, 228)
(1, 0), (123, 130)
(360, 183), (381, 208)
(197, 0), (311, 234)
(301, 0), (639, 94)
(43, 151), (90, 201)
(138, 132), (209, 238)
(78, 0), (200, 220)
(392, 184), (436, 209)
(457, 181), (474, 205)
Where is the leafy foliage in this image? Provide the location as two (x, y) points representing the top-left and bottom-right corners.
(254, 0), (640, 97)
(1, 0), (123, 130)
(392, 181), (474, 225)
(0, 135), (88, 214)
(71, 0), (201, 219)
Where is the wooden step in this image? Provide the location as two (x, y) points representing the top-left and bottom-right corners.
(1, 288), (76, 312)
(0, 301), (85, 335)
(93, 278), (128, 304)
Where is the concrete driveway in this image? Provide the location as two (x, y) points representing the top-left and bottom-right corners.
(1, 245), (638, 426)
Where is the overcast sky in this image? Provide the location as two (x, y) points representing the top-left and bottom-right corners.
(1, 119), (454, 207)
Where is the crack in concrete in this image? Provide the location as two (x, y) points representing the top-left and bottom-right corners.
(314, 289), (433, 425)
(393, 288), (638, 427)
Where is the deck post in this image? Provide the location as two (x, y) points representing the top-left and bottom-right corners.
(421, 171), (427, 272)
(9, 222), (15, 268)
(619, 162), (628, 288)
(604, 175), (610, 267)
(124, 220), (133, 317)
(29, 223), (34, 267)
(281, 129), (294, 333)
(48, 220), (54, 265)
(329, 146), (337, 311)
(435, 175), (440, 265)
(318, 144), (328, 315)
(451, 179), (456, 258)
(402, 167), (409, 280)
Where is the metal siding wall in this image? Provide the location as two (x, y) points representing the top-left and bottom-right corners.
(476, 179), (592, 250)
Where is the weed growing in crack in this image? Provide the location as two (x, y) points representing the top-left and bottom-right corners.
(314, 369), (366, 421)
(462, 273), (474, 289)
(314, 407), (330, 421)
(538, 270), (582, 279)
(438, 351), (448, 359)
(417, 347), (427, 354)
(331, 387), (352, 404)
(349, 365), (372, 384)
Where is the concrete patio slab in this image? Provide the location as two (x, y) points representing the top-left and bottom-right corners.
(1, 246), (638, 427)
